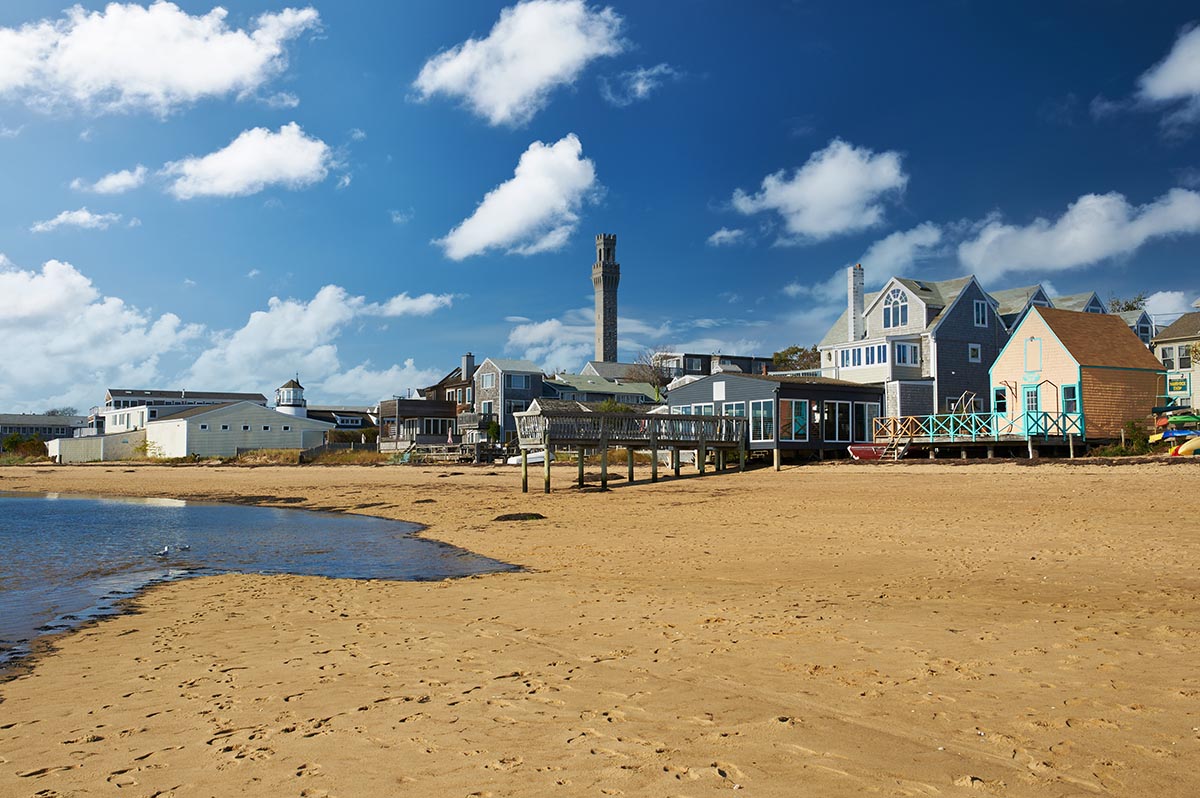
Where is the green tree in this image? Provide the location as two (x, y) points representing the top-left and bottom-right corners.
(595, 398), (633, 413)
(44, 406), (79, 416)
(1107, 292), (1147, 313)
(772, 344), (821, 371)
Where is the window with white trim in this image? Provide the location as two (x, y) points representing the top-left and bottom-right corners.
(968, 343), (982, 363)
(505, 374), (530, 390)
(242, 424), (250, 431)
(779, 399), (808, 441)
(480, 372), (495, 390)
(684, 356), (704, 372)
(822, 401), (852, 442)
(1181, 346), (1193, 369)
(1162, 346), (1175, 370)
(221, 424), (230, 430)
(692, 403), (714, 415)
(481, 400), (493, 415)
(878, 344), (887, 363)
(883, 288), (908, 328)
(199, 423), (208, 430)
(505, 400), (528, 415)
(973, 299), (988, 327)
(262, 425), (271, 431)
(750, 400), (774, 442)
(722, 401), (745, 417)
(895, 343), (920, 365)
(282, 425), (291, 431)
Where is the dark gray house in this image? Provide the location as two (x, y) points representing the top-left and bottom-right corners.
(472, 358), (544, 441)
(666, 373), (885, 462)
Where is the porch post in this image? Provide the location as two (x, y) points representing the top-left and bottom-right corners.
(1068, 434), (1075, 459)
(650, 424), (659, 483)
(773, 447), (781, 471)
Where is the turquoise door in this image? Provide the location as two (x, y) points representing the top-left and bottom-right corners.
(1022, 385), (1042, 435)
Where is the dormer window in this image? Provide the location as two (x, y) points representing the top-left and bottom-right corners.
(883, 289), (908, 329)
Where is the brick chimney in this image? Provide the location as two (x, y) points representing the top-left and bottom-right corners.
(848, 263), (865, 341)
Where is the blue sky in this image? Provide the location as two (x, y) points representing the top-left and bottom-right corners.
(2, 1), (1199, 412)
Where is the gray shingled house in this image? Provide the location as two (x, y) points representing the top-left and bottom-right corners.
(818, 265), (1009, 416)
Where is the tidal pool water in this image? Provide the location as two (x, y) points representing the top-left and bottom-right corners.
(0, 492), (517, 667)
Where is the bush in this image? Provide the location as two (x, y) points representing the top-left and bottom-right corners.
(1089, 419), (1154, 457)
(3, 433), (47, 457)
(595, 398), (634, 413)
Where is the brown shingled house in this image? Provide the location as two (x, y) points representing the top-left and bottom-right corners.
(990, 307), (1165, 439)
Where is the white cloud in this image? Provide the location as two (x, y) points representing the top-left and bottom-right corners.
(0, 3), (319, 115)
(599, 63), (678, 107)
(187, 285), (454, 393)
(182, 278), (196, 287)
(706, 227), (746, 247)
(413, 0), (624, 126)
(263, 91), (300, 109)
(781, 223), (941, 302)
(390, 209), (413, 225)
(958, 189), (1200, 281)
(247, 268), (261, 278)
(30, 207), (121, 232)
(437, 133), (597, 260)
(349, 127), (366, 141)
(859, 222), (942, 274)
(162, 122), (331, 199)
(0, 257), (201, 412)
(0, 123), (22, 138)
(1145, 290), (1195, 318)
(71, 164), (147, 194)
(731, 138), (907, 242)
(1137, 24), (1200, 128)
(365, 292), (456, 317)
(317, 360), (443, 405)
(336, 174), (352, 190)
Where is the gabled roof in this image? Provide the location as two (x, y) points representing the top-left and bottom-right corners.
(1051, 291), (1103, 312)
(988, 285), (1045, 317)
(482, 358), (542, 373)
(1154, 311), (1200, 343)
(0, 413), (87, 425)
(1032, 307), (1163, 370)
(821, 275), (973, 348)
(278, 379), (303, 390)
(544, 373), (658, 400)
(1116, 309), (1150, 326)
(523, 398), (657, 415)
(581, 360), (638, 380)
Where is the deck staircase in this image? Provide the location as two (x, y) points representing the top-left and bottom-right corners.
(880, 435), (911, 461)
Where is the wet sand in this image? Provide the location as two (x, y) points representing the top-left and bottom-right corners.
(0, 460), (1197, 797)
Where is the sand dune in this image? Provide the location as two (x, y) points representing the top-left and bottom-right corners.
(0, 460), (1198, 796)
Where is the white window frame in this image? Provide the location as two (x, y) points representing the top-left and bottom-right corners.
(750, 399), (775, 442)
(973, 299), (988, 327)
(883, 288), (909, 329)
(722, 401), (745, 417)
(199, 423), (209, 431)
(852, 401), (880, 443)
(1181, 346), (1193, 370)
(822, 400), (852, 443)
(262, 425), (271, 431)
(968, 343), (982, 363)
(480, 372), (496, 390)
(221, 424), (230, 431)
(692, 403), (714, 415)
(242, 424), (250, 431)
(282, 425), (291, 432)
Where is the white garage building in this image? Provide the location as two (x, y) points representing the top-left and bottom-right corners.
(146, 401), (333, 458)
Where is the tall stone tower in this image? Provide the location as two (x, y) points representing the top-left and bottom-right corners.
(592, 233), (620, 362)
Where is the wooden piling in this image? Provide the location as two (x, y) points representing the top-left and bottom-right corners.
(773, 447), (781, 471)
(1068, 434), (1075, 459)
(626, 447), (635, 484)
(521, 450), (528, 493)
(650, 424), (659, 483)
(543, 431), (551, 494)
(577, 446), (585, 487)
(672, 447), (680, 477)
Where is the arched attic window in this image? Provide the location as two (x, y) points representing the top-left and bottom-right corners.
(883, 288), (908, 328)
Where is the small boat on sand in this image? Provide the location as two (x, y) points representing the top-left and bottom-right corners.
(506, 450), (554, 465)
(847, 440), (910, 461)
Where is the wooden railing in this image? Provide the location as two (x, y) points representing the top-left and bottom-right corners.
(514, 412), (745, 449)
(874, 411), (1084, 443)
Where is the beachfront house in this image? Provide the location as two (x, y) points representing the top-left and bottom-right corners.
(92, 388), (269, 435)
(580, 360), (640, 381)
(377, 398), (459, 452)
(1152, 311), (1200, 410)
(817, 265), (1009, 416)
(1050, 291), (1107, 315)
(989, 284), (1053, 331)
(420, 353), (478, 409)
(990, 307), (1164, 439)
(666, 372), (885, 464)
(0, 413), (87, 442)
(472, 358), (544, 442)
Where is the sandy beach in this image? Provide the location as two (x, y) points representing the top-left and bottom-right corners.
(1, 460), (1198, 797)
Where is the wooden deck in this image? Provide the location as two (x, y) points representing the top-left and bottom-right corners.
(874, 411), (1085, 446)
(513, 410), (747, 492)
